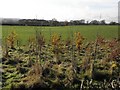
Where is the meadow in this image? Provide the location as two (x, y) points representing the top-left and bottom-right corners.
(2, 25), (118, 45)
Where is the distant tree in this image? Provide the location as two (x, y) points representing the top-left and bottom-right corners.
(109, 21), (117, 25)
(70, 20), (74, 25)
(51, 18), (59, 26)
(52, 18), (57, 21)
(64, 20), (69, 26)
(80, 19), (85, 25)
(90, 20), (100, 25)
(100, 20), (106, 25)
(73, 20), (79, 25)
(86, 21), (89, 25)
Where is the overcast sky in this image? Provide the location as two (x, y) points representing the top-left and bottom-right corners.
(0, 0), (119, 22)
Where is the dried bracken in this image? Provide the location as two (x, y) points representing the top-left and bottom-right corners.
(6, 31), (17, 49)
(75, 32), (84, 51)
(2, 31), (120, 89)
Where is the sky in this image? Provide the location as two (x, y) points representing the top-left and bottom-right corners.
(0, 0), (119, 22)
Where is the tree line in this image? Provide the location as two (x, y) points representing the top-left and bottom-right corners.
(1, 18), (118, 26)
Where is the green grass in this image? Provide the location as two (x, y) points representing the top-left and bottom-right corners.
(2, 25), (118, 45)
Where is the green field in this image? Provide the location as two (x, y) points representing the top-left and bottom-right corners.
(2, 25), (118, 45)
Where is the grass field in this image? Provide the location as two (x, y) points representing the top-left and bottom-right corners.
(2, 25), (118, 45)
